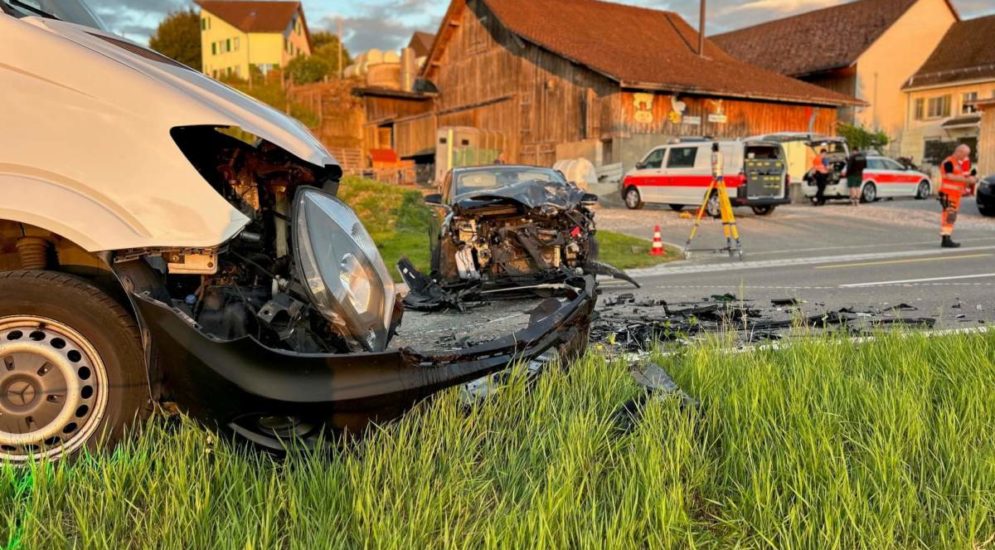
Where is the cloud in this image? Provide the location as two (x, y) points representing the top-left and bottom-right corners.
(89, 0), (192, 42)
(312, 0), (444, 53)
(90, 0), (995, 50)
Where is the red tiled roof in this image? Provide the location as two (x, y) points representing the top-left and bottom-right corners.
(476, 0), (861, 106)
(904, 14), (995, 89)
(197, 1), (300, 34)
(712, 0), (926, 77)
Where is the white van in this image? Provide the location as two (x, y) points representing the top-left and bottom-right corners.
(621, 139), (790, 216)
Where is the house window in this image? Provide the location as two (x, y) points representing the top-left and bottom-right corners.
(962, 92), (978, 114)
(226, 39), (231, 52)
(201, 18), (206, 30)
(234, 37), (239, 51)
(914, 98), (924, 121)
(211, 42), (216, 55)
(927, 95), (951, 119)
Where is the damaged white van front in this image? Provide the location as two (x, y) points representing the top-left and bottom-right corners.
(0, 1), (594, 461)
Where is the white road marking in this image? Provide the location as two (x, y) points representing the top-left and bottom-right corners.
(628, 246), (995, 278)
(840, 273), (995, 288)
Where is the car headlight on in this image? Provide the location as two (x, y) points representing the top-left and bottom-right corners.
(293, 188), (395, 352)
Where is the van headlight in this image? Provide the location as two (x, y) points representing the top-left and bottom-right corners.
(292, 188), (395, 352)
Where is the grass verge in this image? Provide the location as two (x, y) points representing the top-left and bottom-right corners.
(337, 177), (677, 279)
(2, 331), (993, 548)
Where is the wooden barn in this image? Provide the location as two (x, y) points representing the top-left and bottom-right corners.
(392, 0), (861, 176)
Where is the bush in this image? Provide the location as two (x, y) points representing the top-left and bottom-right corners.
(286, 55), (332, 85)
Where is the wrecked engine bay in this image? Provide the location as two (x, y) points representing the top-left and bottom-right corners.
(406, 167), (637, 311)
(115, 127), (595, 438)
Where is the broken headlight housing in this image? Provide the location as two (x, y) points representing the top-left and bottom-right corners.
(293, 188), (396, 352)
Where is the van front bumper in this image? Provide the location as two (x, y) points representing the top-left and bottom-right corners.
(131, 276), (596, 431)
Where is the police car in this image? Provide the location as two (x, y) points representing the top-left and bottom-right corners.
(805, 155), (933, 203)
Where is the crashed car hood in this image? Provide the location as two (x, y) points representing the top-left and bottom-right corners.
(455, 180), (588, 211)
(0, 16), (336, 251)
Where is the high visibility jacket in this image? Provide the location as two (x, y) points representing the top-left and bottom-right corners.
(940, 155), (965, 195)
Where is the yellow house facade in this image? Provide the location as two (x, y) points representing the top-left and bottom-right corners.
(713, 0), (959, 155)
(197, 0), (311, 80)
(900, 14), (995, 166)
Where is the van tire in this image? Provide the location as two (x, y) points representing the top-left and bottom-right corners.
(0, 271), (149, 463)
(751, 205), (776, 216)
(915, 181), (930, 200)
(624, 187), (644, 210)
(669, 204), (684, 212)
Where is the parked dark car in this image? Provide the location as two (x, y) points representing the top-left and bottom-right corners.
(978, 175), (995, 217)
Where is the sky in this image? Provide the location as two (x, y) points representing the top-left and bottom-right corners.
(89, 0), (995, 52)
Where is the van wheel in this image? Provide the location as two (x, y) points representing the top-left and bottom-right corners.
(861, 182), (878, 203)
(669, 204), (684, 212)
(624, 187), (644, 210)
(705, 193), (722, 218)
(0, 271), (149, 463)
(915, 181), (930, 200)
(751, 205), (776, 216)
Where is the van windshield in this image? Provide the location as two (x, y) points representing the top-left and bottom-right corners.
(7, 0), (107, 31)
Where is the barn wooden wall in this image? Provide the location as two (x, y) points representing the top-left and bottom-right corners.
(617, 91), (838, 138)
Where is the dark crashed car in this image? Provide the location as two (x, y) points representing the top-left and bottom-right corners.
(410, 165), (636, 304)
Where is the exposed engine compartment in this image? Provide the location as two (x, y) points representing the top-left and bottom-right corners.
(156, 126), (387, 354)
(438, 195), (599, 282)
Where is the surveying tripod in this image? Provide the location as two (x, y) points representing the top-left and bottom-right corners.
(683, 147), (744, 261)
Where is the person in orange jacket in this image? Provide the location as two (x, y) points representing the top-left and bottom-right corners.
(938, 144), (978, 248)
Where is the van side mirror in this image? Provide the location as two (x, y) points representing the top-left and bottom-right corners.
(635, 161), (647, 170)
(424, 193), (443, 205)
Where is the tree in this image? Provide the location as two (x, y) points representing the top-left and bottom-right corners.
(310, 31), (352, 77)
(286, 55), (332, 84)
(149, 9), (202, 71)
(838, 122), (890, 153)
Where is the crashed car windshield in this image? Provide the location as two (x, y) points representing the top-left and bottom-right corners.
(454, 166), (565, 199)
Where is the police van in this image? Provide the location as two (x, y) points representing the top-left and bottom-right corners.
(621, 139), (790, 216)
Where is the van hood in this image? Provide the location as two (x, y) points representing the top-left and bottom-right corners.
(26, 18), (335, 168)
(0, 15), (335, 251)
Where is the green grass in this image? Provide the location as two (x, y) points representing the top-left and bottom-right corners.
(596, 230), (682, 269)
(336, 177), (676, 279)
(3, 332), (994, 548)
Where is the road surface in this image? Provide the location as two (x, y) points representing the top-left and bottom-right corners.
(598, 197), (995, 328)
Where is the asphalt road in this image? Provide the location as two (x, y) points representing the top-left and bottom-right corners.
(599, 196), (995, 328)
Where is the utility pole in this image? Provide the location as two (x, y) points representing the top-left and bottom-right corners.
(337, 17), (344, 79)
(698, 0), (706, 57)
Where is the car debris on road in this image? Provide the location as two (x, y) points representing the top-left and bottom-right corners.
(593, 294), (938, 352)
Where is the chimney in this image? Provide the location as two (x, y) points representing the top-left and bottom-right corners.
(400, 47), (416, 92)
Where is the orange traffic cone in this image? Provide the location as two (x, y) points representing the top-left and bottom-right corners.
(650, 225), (665, 256)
